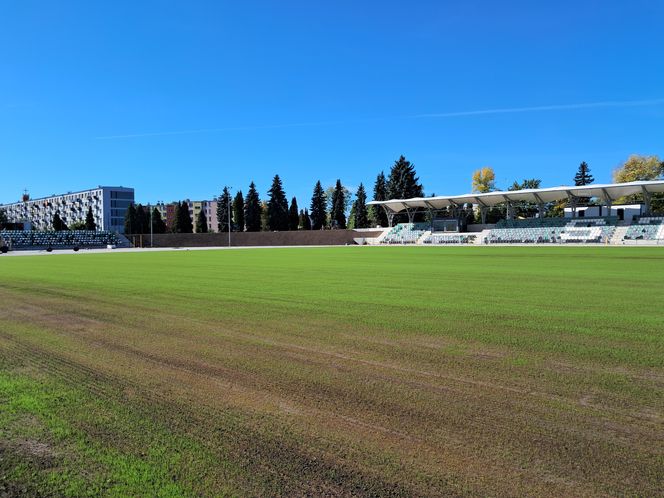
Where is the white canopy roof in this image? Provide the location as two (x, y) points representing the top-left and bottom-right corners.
(368, 180), (664, 212)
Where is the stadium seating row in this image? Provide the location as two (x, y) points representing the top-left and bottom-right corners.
(422, 233), (476, 244)
(0, 230), (119, 248)
(381, 223), (429, 244)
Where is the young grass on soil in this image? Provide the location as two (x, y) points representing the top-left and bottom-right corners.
(0, 246), (663, 497)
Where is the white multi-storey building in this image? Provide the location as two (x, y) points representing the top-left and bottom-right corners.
(0, 186), (135, 233)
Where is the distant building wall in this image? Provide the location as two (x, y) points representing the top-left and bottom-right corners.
(564, 204), (643, 221)
(0, 186), (134, 233)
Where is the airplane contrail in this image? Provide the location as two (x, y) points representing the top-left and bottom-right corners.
(409, 98), (664, 118)
(94, 98), (664, 140)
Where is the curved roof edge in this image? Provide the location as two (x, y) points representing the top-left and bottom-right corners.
(367, 180), (664, 212)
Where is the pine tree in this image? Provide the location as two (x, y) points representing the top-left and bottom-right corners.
(233, 191), (244, 232)
(371, 171), (388, 227)
(196, 209), (208, 233)
(123, 203), (137, 234)
(288, 197), (299, 230)
(310, 180), (327, 230)
(574, 161), (594, 186)
(387, 155), (424, 199)
(330, 179), (347, 229)
(85, 206), (96, 230)
(244, 182), (262, 232)
(353, 183), (369, 228)
(216, 187), (232, 233)
(267, 175), (289, 231)
(151, 207), (166, 234)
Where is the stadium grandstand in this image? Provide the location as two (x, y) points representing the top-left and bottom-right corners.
(0, 230), (122, 253)
(369, 180), (664, 245)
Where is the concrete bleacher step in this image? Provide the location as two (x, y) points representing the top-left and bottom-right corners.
(416, 231), (432, 245)
(474, 229), (492, 245)
(610, 226), (628, 245)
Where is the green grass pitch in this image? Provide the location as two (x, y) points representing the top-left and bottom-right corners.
(0, 246), (662, 496)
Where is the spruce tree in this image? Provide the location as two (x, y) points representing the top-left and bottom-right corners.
(196, 209), (208, 233)
(85, 206), (96, 230)
(267, 175), (289, 231)
(301, 209), (312, 230)
(171, 202), (181, 233)
(288, 197), (299, 230)
(135, 204), (149, 234)
(244, 182), (262, 232)
(330, 179), (347, 229)
(371, 171), (388, 227)
(123, 203), (137, 234)
(387, 155), (424, 199)
(151, 207), (166, 234)
(353, 183), (369, 228)
(173, 202), (193, 233)
(52, 212), (65, 231)
(387, 156), (424, 222)
(233, 191), (244, 232)
(574, 161), (594, 186)
(310, 180), (327, 230)
(180, 202), (193, 233)
(216, 187), (232, 233)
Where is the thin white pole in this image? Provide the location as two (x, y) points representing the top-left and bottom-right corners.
(228, 188), (232, 247)
(149, 203), (153, 248)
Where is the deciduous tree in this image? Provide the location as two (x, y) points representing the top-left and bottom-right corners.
(472, 167), (496, 193)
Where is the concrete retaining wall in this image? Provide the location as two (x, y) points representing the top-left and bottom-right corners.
(131, 229), (380, 248)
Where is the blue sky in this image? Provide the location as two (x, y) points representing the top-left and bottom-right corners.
(1, 0), (663, 206)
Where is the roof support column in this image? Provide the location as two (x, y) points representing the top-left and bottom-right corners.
(566, 191), (577, 217)
(481, 207), (487, 225)
(501, 194), (514, 220)
(600, 188), (613, 218)
(381, 205), (395, 227)
(641, 186), (652, 216)
(423, 200), (435, 232)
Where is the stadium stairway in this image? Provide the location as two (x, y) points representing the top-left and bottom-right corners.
(474, 229), (492, 245)
(115, 233), (132, 248)
(610, 226), (629, 245)
(416, 231), (432, 244)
